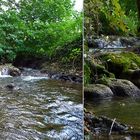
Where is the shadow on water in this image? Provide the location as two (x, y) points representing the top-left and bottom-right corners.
(0, 72), (83, 139)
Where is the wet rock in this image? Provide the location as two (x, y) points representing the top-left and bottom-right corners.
(84, 111), (129, 135)
(0, 64), (21, 77)
(5, 84), (21, 91)
(85, 111), (140, 139)
(123, 69), (140, 89)
(100, 116), (128, 132)
(108, 79), (140, 97)
(59, 74), (82, 83)
(51, 73), (82, 83)
(5, 84), (15, 90)
(9, 67), (21, 76)
(84, 84), (114, 99)
(126, 131), (140, 137)
(85, 79), (140, 98)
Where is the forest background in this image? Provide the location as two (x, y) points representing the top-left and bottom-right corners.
(0, 0), (82, 72)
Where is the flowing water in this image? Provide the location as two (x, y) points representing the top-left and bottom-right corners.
(88, 36), (140, 54)
(0, 68), (83, 140)
(85, 97), (140, 140)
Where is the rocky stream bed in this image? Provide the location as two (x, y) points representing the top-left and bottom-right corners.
(0, 65), (83, 139)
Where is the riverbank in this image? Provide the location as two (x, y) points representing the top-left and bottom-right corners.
(84, 36), (140, 139)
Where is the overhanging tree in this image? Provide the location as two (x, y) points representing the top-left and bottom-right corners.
(0, 0), (82, 63)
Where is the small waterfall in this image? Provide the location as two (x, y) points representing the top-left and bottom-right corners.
(1, 68), (9, 75)
(94, 37), (124, 48)
(91, 36), (140, 49)
(0, 68), (11, 77)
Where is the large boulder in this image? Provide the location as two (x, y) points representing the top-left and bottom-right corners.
(9, 67), (21, 76)
(84, 84), (114, 99)
(85, 79), (140, 99)
(123, 69), (140, 88)
(108, 79), (140, 97)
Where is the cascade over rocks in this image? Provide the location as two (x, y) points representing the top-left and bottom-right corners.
(88, 36), (140, 49)
(0, 64), (21, 77)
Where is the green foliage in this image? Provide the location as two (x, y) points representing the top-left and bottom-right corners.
(100, 52), (140, 76)
(101, 0), (128, 34)
(0, 0), (82, 64)
(0, 44), (16, 62)
(84, 0), (139, 36)
(84, 0), (103, 38)
(96, 76), (112, 85)
(62, 48), (81, 63)
(84, 62), (91, 85)
(52, 36), (82, 67)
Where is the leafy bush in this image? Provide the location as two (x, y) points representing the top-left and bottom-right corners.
(84, 0), (139, 36)
(0, 0), (82, 66)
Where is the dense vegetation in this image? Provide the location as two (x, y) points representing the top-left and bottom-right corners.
(84, 2), (140, 138)
(0, 0), (82, 68)
(84, 0), (139, 39)
(84, 0), (140, 84)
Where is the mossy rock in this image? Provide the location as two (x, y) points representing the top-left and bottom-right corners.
(96, 77), (113, 85)
(100, 52), (140, 78)
(84, 58), (115, 85)
(106, 79), (140, 97)
(97, 78), (140, 97)
(122, 69), (140, 88)
(84, 84), (114, 99)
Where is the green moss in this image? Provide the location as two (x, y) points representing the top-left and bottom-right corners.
(95, 76), (113, 85)
(122, 52), (140, 68)
(84, 58), (115, 85)
(84, 62), (92, 85)
(100, 52), (140, 77)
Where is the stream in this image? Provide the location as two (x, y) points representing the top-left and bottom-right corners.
(85, 97), (140, 140)
(0, 68), (83, 140)
(88, 36), (140, 54)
